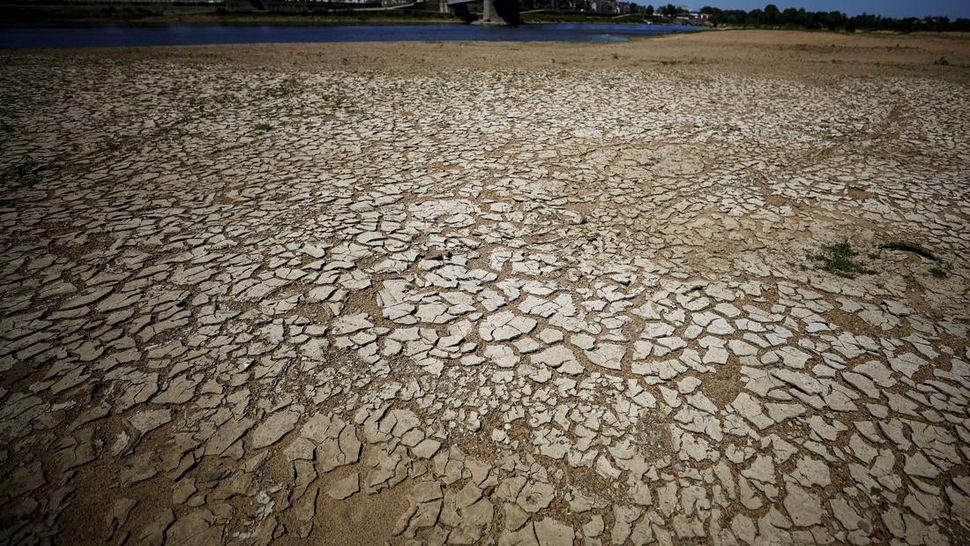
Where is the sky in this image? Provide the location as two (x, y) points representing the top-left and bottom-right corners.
(679, 1), (970, 18)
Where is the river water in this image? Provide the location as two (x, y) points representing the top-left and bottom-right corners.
(0, 22), (699, 49)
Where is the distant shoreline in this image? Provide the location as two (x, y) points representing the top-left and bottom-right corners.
(0, 4), (673, 27)
(3, 4), (962, 32)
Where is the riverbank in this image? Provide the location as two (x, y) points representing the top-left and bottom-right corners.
(13, 28), (962, 80)
(1, 30), (969, 546)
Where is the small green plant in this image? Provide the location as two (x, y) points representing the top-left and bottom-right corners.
(188, 92), (238, 110)
(254, 123), (273, 132)
(96, 135), (122, 152)
(321, 94), (347, 109)
(265, 77), (306, 99)
(0, 157), (41, 187)
(809, 241), (874, 279)
(210, 92), (238, 105)
(186, 95), (207, 109)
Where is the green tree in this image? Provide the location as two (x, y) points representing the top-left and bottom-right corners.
(764, 3), (780, 24)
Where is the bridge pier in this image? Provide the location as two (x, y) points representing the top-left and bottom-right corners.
(479, 0), (503, 25)
(449, 0), (520, 25)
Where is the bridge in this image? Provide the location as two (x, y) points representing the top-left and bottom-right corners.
(446, 0), (521, 25)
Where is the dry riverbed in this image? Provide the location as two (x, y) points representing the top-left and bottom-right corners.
(1, 30), (969, 545)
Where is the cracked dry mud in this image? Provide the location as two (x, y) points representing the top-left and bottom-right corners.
(1, 31), (970, 546)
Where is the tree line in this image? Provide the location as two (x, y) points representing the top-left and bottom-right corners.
(635, 3), (970, 32)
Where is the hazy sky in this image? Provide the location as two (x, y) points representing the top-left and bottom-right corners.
(685, 1), (969, 18)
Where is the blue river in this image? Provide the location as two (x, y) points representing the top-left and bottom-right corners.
(0, 23), (699, 49)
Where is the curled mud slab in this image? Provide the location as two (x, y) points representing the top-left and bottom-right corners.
(1, 30), (970, 545)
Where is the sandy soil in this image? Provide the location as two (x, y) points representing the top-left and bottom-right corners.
(8, 29), (969, 81)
